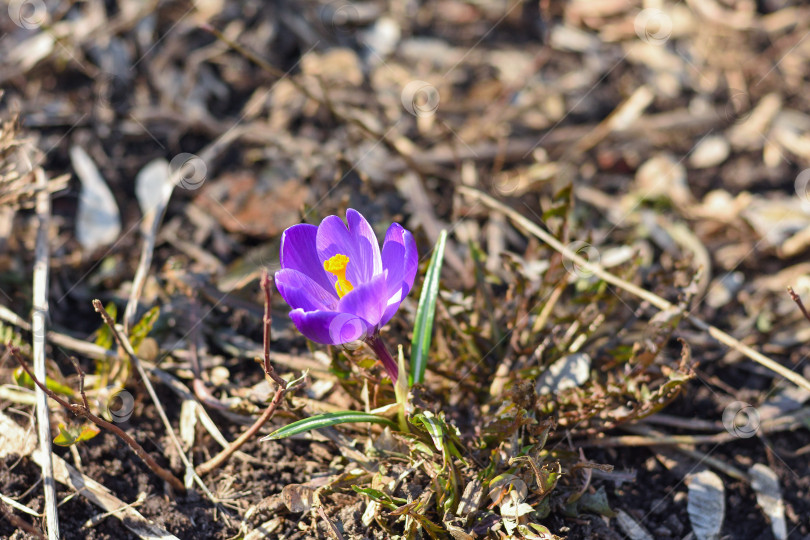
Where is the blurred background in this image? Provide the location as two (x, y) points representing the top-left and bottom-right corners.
(1, 0), (809, 295)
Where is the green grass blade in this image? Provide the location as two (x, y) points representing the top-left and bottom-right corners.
(410, 230), (448, 386)
(411, 412), (445, 454)
(262, 411), (396, 441)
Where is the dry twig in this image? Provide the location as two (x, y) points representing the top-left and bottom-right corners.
(788, 287), (810, 324)
(8, 347), (186, 493)
(196, 271), (297, 475)
(92, 300), (224, 503)
(32, 167), (59, 540)
(0, 499), (44, 540)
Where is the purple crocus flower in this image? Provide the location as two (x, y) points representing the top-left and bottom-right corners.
(275, 209), (417, 381)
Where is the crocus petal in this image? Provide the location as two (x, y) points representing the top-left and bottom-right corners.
(379, 223), (418, 326)
(275, 269), (338, 312)
(280, 224), (336, 297)
(346, 208), (383, 279)
(337, 273), (388, 328)
(316, 210), (382, 286)
(289, 309), (371, 345)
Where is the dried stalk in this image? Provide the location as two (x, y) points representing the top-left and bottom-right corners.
(8, 347), (186, 493)
(460, 186), (810, 393)
(92, 300), (222, 503)
(788, 286), (810, 324)
(196, 383), (286, 475)
(196, 271), (294, 475)
(261, 272), (287, 390)
(123, 162), (173, 334)
(32, 168), (59, 540)
(0, 500), (44, 540)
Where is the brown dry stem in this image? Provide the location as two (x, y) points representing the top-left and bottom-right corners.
(7, 347), (186, 493)
(196, 271), (294, 476)
(788, 286), (810, 324)
(0, 500), (44, 540)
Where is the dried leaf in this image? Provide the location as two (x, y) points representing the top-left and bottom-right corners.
(71, 146), (121, 251)
(536, 353), (591, 395)
(282, 484), (314, 514)
(134, 158), (172, 217)
(749, 464), (787, 540)
(615, 509), (654, 540)
(687, 470), (725, 540)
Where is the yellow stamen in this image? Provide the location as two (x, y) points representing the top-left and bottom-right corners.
(323, 253), (354, 298)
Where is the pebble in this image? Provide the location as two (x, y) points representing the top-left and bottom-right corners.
(689, 135), (731, 168)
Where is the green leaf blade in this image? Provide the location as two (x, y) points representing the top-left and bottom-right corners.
(263, 411), (396, 441)
(410, 229), (448, 386)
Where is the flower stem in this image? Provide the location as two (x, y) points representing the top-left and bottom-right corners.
(365, 333), (399, 382)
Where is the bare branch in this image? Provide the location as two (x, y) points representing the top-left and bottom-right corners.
(69, 357), (89, 410)
(196, 272), (298, 476)
(92, 300), (224, 503)
(261, 270), (286, 389)
(788, 287), (810, 324)
(9, 347), (186, 493)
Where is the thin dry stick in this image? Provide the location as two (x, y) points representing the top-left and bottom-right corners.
(123, 162), (174, 334)
(196, 272), (292, 475)
(0, 500), (45, 540)
(0, 303), (257, 465)
(583, 432), (734, 447)
(196, 383), (286, 475)
(32, 168), (58, 540)
(260, 272), (287, 389)
(788, 286), (810, 324)
(622, 424), (749, 482)
(318, 506), (345, 540)
(459, 186), (810, 393)
(92, 300), (222, 504)
(8, 348), (186, 492)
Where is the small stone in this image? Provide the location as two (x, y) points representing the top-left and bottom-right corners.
(689, 135), (731, 168)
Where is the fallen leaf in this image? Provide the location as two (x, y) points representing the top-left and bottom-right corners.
(749, 464), (787, 540)
(536, 353), (591, 395)
(71, 146), (121, 251)
(687, 469), (725, 540)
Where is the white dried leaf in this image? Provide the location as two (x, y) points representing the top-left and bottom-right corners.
(536, 353), (591, 395)
(749, 464), (787, 540)
(179, 400), (197, 451)
(361, 16), (401, 61)
(635, 153), (691, 206)
(456, 478), (484, 518)
(0, 411), (36, 458)
(135, 158), (172, 217)
(615, 509), (654, 540)
(687, 469), (725, 540)
(500, 500), (534, 519)
(245, 517), (283, 540)
(361, 500), (378, 526)
(742, 197), (810, 248)
(71, 146), (121, 251)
